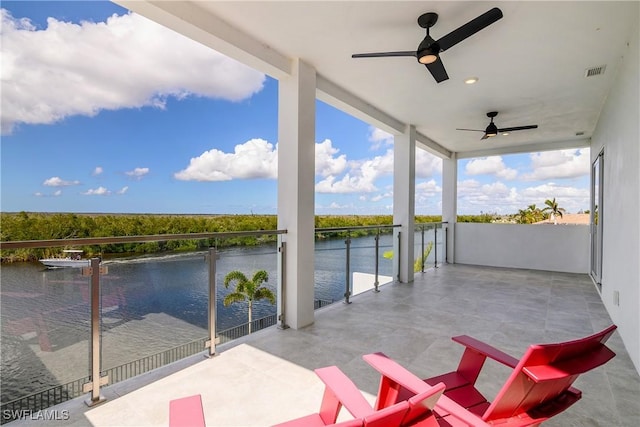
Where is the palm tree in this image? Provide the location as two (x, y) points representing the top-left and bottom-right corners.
(543, 198), (566, 224)
(515, 204), (545, 224)
(223, 270), (276, 334)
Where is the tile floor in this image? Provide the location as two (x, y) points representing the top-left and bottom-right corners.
(8, 264), (640, 426)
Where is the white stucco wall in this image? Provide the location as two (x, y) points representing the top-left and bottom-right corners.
(455, 223), (589, 273)
(590, 10), (640, 373)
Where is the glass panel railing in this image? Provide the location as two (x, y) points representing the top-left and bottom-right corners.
(314, 225), (398, 305)
(414, 223), (447, 274)
(99, 249), (209, 386)
(314, 229), (347, 305)
(1, 224), (406, 418)
(215, 241), (279, 344)
(436, 223), (447, 265)
(349, 227), (395, 296)
(0, 230), (285, 421)
(0, 264), (91, 418)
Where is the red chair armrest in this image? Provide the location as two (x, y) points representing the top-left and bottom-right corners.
(452, 335), (520, 368)
(363, 352), (432, 394)
(314, 366), (374, 419)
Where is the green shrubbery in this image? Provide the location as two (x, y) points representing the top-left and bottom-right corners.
(1, 212), (483, 263)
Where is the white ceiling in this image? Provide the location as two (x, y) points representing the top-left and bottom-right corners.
(118, 1), (638, 158)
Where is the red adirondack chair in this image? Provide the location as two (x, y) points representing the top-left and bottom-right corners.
(273, 365), (446, 427)
(364, 325), (617, 426)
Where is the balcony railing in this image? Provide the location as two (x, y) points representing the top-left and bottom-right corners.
(0, 223), (445, 422)
(1, 230), (286, 423)
(415, 222), (448, 272)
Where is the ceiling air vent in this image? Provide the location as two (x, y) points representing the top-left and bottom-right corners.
(585, 65), (606, 77)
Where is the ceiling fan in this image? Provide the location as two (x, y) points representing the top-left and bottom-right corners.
(457, 112), (539, 140)
(351, 7), (503, 83)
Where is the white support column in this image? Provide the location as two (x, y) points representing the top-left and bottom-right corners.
(442, 154), (457, 264)
(393, 125), (416, 283)
(277, 59), (316, 329)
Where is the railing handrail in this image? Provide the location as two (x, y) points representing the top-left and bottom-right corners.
(0, 223), (421, 250)
(0, 223), (448, 251)
(315, 224), (400, 233)
(0, 229), (288, 250)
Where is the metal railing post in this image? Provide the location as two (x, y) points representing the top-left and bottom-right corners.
(278, 238), (288, 329)
(84, 257), (106, 406)
(374, 229), (380, 292)
(421, 225), (425, 273)
(445, 225), (448, 264)
(206, 247), (219, 357)
(434, 225), (438, 268)
(344, 232), (352, 304)
(397, 231), (401, 281)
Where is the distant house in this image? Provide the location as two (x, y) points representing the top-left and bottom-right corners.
(535, 213), (590, 225)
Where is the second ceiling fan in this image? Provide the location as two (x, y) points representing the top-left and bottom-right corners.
(351, 7), (503, 83)
(457, 112), (538, 140)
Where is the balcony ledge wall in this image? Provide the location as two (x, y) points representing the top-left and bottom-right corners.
(454, 223), (589, 274)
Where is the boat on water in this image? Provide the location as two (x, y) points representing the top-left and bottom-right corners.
(39, 250), (91, 268)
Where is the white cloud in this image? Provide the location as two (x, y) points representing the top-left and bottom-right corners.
(315, 139), (347, 177)
(1, 9), (265, 134)
(82, 186), (110, 196)
(416, 149), (442, 178)
(457, 178), (589, 214)
(520, 182), (589, 199)
(117, 186), (129, 195)
(173, 136), (438, 196)
(34, 190), (62, 197)
(174, 139), (277, 181)
(368, 127), (394, 150)
(523, 149), (590, 180)
(125, 167), (150, 179)
(315, 173), (378, 194)
(93, 166), (103, 176)
(465, 156), (518, 180)
(43, 176), (80, 187)
(371, 191), (393, 202)
(416, 179), (441, 198)
(316, 149), (394, 194)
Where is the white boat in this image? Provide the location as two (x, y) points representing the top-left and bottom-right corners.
(39, 250), (91, 268)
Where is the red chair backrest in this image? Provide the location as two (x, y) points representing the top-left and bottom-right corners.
(483, 325), (617, 421)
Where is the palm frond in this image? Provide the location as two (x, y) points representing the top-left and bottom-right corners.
(254, 287), (276, 305)
(224, 270), (248, 288)
(252, 270), (269, 285)
(223, 292), (247, 306)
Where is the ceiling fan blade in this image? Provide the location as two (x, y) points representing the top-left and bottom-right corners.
(425, 57), (449, 82)
(497, 125), (538, 132)
(456, 128), (485, 132)
(351, 51), (416, 58)
(436, 8), (503, 52)
(481, 133), (490, 140)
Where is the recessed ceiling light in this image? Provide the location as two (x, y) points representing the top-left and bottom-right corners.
(464, 77), (478, 84)
(502, 132), (510, 136)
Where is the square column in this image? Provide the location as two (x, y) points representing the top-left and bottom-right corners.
(393, 125), (416, 283)
(442, 155), (457, 263)
(277, 59), (316, 329)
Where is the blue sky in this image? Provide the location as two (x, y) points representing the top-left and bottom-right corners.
(0, 1), (590, 216)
